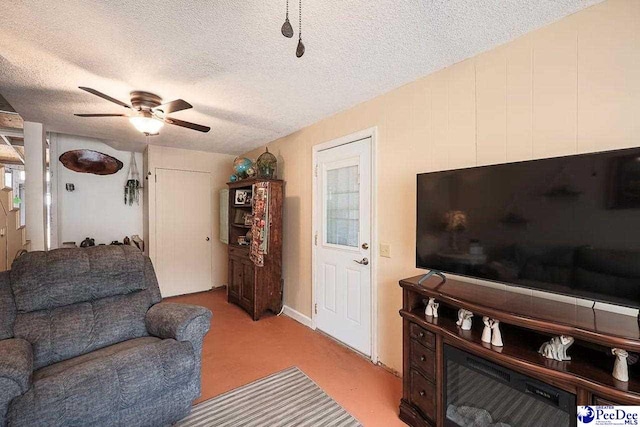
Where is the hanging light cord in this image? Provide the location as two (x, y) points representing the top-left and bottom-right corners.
(285, 0), (289, 19)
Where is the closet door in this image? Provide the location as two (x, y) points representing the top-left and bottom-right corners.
(155, 168), (212, 297)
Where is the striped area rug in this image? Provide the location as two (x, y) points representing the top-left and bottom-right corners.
(176, 367), (362, 427)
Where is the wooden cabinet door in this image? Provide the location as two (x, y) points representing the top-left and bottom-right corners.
(228, 256), (242, 301)
(240, 259), (254, 309)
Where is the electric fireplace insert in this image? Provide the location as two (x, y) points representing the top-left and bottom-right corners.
(444, 345), (576, 427)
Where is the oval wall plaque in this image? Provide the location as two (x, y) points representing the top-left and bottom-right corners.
(59, 149), (123, 175)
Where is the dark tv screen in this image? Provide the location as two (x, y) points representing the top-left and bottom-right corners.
(416, 147), (640, 308)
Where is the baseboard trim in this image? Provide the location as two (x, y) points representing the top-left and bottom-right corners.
(282, 305), (316, 330)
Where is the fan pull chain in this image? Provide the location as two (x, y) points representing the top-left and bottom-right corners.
(299, 0), (301, 39)
(281, 0), (294, 38)
(296, 0), (305, 57)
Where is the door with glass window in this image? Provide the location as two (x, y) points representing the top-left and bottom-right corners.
(314, 137), (371, 356)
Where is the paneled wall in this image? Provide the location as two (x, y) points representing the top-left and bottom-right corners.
(417, 0), (639, 170)
(243, 0), (640, 374)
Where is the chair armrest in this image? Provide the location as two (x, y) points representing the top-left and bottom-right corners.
(0, 339), (32, 394)
(0, 339), (32, 426)
(145, 302), (212, 343)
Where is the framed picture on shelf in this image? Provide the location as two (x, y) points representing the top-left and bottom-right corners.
(234, 189), (252, 206)
(233, 210), (245, 225)
(243, 212), (253, 226)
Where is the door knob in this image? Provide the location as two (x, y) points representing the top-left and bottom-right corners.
(353, 257), (369, 265)
(206, 237), (210, 241)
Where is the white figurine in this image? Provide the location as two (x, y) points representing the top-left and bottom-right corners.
(490, 319), (504, 347)
(456, 309), (473, 331)
(424, 298), (439, 318)
(538, 335), (574, 361)
(481, 316), (493, 344)
(612, 348), (629, 382)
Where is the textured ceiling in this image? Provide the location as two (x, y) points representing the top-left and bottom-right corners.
(0, 0), (602, 154)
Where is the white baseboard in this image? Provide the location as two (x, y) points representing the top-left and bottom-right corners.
(282, 305), (316, 330)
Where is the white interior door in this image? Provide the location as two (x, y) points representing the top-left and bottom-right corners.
(155, 168), (212, 297)
(314, 137), (372, 356)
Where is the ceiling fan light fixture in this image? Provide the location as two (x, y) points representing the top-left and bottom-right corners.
(76, 87), (209, 133)
(129, 113), (164, 135)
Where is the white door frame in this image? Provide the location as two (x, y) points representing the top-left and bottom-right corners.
(312, 127), (378, 363)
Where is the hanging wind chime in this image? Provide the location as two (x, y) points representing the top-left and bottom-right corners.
(281, 0), (305, 57)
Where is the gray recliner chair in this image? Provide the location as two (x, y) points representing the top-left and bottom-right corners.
(0, 245), (212, 426)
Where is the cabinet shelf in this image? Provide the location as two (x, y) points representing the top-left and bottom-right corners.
(231, 223), (252, 229)
(401, 275), (640, 352)
(401, 307), (640, 401)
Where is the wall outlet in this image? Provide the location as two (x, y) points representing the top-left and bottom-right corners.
(380, 243), (391, 258)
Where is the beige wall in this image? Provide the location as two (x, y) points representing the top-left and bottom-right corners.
(244, 0), (640, 373)
(144, 145), (235, 292)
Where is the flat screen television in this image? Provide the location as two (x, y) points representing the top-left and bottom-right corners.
(416, 147), (640, 308)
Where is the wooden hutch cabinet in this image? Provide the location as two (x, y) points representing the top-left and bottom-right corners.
(227, 179), (283, 320)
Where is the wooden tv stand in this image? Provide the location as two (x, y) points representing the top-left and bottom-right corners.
(399, 275), (640, 427)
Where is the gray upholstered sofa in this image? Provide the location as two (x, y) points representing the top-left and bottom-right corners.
(0, 245), (212, 427)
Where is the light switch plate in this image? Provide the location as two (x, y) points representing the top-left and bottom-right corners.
(380, 243), (391, 258)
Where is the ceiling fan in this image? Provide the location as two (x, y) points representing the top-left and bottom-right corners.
(74, 87), (210, 135)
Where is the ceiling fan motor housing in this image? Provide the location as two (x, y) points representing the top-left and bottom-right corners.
(130, 91), (162, 111)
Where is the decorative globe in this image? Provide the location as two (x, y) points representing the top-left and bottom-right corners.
(246, 167), (256, 178)
(229, 174), (238, 182)
(233, 157), (253, 179)
(256, 147), (277, 179)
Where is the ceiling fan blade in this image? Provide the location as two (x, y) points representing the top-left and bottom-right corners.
(165, 117), (210, 133)
(78, 87), (131, 109)
(153, 99), (192, 115)
(74, 113), (127, 117)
